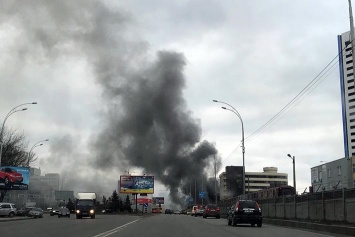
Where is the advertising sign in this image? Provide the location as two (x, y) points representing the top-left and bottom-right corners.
(133, 198), (153, 204)
(0, 166), (30, 190)
(119, 175), (154, 194)
(152, 197), (164, 204)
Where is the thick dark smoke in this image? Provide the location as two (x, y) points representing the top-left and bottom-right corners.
(92, 51), (221, 204)
(3, 0), (222, 205)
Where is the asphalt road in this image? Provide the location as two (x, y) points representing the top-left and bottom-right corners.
(0, 214), (353, 237)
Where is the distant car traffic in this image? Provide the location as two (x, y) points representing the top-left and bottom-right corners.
(0, 203), (17, 217)
(28, 208), (44, 218)
(58, 207), (70, 218)
(173, 210), (181, 214)
(203, 204), (220, 219)
(0, 167), (23, 186)
(165, 209), (173, 214)
(227, 200), (262, 227)
(50, 209), (59, 216)
(17, 207), (35, 216)
(194, 206), (205, 217)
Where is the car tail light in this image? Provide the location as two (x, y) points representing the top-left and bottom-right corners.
(216, 208), (220, 211)
(256, 202), (261, 212)
(235, 202), (240, 212)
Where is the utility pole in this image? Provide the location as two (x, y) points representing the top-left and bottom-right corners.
(214, 154), (217, 205)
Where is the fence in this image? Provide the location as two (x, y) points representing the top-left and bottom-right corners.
(218, 188), (355, 223)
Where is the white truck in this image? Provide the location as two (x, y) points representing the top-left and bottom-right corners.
(75, 192), (96, 219)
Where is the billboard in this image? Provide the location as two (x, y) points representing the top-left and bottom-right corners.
(119, 175), (154, 194)
(0, 166), (30, 190)
(152, 197), (164, 204)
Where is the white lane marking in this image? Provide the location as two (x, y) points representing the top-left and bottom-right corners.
(92, 219), (141, 237)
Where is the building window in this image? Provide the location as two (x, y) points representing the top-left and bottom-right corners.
(319, 171), (322, 181)
(349, 92), (355, 97)
(348, 79), (355, 84)
(327, 169), (331, 178)
(337, 166), (341, 176)
(353, 164), (355, 173)
(349, 86), (355, 90)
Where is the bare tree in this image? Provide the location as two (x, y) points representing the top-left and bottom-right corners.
(0, 128), (37, 202)
(1, 127), (37, 167)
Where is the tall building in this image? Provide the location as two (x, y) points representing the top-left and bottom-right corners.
(219, 166), (288, 200)
(338, 31), (355, 187)
(338, 31), (355, 159)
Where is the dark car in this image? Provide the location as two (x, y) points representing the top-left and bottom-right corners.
(227, 200), (262, 227)
(28, 208), (44, 218)
(58, 207), (70, 218)
(203, 204), (220, 219)
(165, 209), (173, 214)
(50, 209), (59, 216)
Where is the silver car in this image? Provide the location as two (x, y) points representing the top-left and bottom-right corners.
(28, 208), (44, 218)
(0, 203), (17, 217)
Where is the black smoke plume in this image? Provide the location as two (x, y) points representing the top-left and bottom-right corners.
(2, 0), (222, 205)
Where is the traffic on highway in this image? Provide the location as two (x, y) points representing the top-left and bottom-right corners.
(0, 211), (351, 237)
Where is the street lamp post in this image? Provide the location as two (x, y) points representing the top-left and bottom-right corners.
(287, 154), (296, 193)
(214, 154), (217, 205)
(28, 139), (49, 167)
(213, 100), (245, 195)
(0, 102), (37, 167)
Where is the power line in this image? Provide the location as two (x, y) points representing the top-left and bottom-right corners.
(220, 42), (351, 165)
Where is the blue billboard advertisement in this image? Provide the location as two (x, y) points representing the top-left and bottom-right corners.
(119, 175), (154, 194)
(152, 197), (164, 204)
(0, 166), (30, 190)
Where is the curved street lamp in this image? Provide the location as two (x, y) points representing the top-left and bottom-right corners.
(213, 99), (245, 195)
(28, 139), (49, 167)
(0, 102), (37, 167)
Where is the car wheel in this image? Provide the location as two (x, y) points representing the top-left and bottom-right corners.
(203, 215), (206, 218)
(227, 218), (232, 226)
(8, 212), (15, 218)
(251, 223), (255, 227)
(58, 215), (61, 218)
(257, 222), (262, 227)
(4, 177), (9, 186)
(217, 216), (220, 219)
(232, 218), (237, 226)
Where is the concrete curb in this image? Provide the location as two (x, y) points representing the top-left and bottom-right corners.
(0, 217), (32, 222)
(264, 218), (355, 236)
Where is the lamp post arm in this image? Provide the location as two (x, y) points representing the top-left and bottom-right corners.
(222, 107), (244, 142)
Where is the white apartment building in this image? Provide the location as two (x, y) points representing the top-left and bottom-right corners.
(219, 166), (288, 200)
(338, 31), (355, 159)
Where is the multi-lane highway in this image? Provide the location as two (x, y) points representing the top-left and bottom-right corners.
(0, 214), (352, 237)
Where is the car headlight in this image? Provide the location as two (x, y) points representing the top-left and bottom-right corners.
(90, 210), (94, 214)
(76, 210), (80, 214)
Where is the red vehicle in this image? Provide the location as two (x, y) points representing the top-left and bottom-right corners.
(0, 167), (24, 186)
(203, 204), (220, 219)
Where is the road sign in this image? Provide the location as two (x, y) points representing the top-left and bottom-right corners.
(143, 203), (148, 207)
(199, 191), (207, 198)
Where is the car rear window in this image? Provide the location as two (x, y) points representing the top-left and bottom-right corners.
(239, 201), (257, 209)
(206, 204), (217, 208)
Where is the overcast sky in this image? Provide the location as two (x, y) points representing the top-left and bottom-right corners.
(0, 0), (351, 205)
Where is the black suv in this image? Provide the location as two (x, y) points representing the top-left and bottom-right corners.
(227, 200), (262, 227)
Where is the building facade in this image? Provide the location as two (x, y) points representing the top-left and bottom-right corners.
(219, 166), (288, 200)
(311, 157), (353, 192)
(338, 31), (355, 159)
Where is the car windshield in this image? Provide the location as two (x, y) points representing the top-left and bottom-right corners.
(239, 201), (257, 209)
